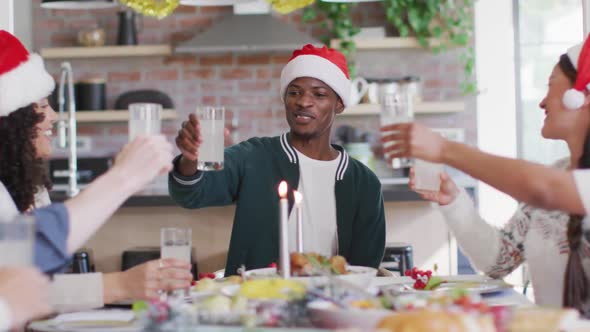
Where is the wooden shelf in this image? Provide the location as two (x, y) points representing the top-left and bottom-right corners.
(341, 101), (465, 116)
(330, 37), (444, 50)
(40, 45), (172, 59)
(63, 110), (177, 123)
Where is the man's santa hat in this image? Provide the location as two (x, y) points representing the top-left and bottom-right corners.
(0, 30), (55, 117)
(280, 44), (351, 107)
(564, 35), (590, 109)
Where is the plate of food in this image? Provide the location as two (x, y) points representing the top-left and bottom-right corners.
(244, 253), (377, 289)
(382, 268), (511, 295)
(307, 300), (393, 329)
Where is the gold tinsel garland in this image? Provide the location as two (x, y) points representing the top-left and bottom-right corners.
(266, 0), (315, 14)
(119, 0), (180, 19)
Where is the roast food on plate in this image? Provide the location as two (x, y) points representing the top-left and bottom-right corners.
(290, 252), (347, 276)
(377, 310), (496, 332)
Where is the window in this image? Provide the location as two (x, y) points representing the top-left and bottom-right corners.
(516, 0), (582, 163)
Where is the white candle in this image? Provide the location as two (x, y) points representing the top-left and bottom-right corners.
(293, 190), (303, 253)
(278, 181), (290, 278)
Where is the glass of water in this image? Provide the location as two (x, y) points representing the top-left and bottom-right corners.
(413, 159), (444, 191)
(196, 106), (225, 171)
(161, 228), (192, 262)
(0, 215), (34, 266)
(128, 103), (162, 142)
(380, 89), (414, 169)
(161, 227), (192, 297)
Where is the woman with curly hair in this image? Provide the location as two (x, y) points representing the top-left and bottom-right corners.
(0, 30), (191, 312)
(0, 101), (53, 213)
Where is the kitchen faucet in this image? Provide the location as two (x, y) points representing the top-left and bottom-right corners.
(57, 62), (79, 197)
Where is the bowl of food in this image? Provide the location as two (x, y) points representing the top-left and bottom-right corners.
(244, 253), (377, 289)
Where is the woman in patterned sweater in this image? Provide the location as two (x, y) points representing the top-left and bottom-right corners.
(385, 39), (590, 314)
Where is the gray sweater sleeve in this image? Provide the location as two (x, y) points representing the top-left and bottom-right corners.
(31, 203), (71, 274)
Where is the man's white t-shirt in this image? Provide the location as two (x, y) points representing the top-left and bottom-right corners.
(288, 149), (340, 257)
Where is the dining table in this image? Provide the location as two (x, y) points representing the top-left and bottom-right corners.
(27, 275), (537, 332)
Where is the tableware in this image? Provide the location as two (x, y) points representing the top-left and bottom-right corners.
(380, 88), (413, 169)
(382, 275), (511, 295)
(413, 159), (444, 191)
(195, 105), (225, 171)
(128, 103), (162, 142)
(307, 300), (393, 329)
(244, 265), (377, 289)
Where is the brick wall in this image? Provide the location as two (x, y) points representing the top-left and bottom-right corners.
(32, 0), (475, 158)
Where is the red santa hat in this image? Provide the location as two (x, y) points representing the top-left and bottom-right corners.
(280, 44), (351, 107)
(563, 35), (590, 109)
(0, 30), (55, 117)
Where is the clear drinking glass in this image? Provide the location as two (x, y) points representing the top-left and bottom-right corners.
(161, 227), (192, 297)
(413, 159), (444, 191)
(161, 228), (192, 263)
(0, 215), (34, 266)
(128, 103), (162, 142)
(380, 89), (414, 169)
(196, 106), (225, 171)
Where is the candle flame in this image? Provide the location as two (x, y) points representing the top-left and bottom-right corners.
(293, 190), (303, 206)
(278, 181), (288, 198)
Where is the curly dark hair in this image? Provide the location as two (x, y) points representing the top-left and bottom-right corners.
(0, 104), (51, 212)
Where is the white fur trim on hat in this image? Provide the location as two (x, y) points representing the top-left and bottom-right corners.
(280, 54), (351, 107)
(0, 53), (55, 117)
(567, 43), (583, 70)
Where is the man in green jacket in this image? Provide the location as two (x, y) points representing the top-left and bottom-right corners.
(169, 44), (385, 276)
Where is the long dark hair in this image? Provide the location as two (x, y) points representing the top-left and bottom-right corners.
(0, 104), (51, 212)
(560, 53), (590, 314)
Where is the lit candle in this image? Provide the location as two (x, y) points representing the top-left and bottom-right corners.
(278, 181), (290, 278)
(293, 190), (303, 253)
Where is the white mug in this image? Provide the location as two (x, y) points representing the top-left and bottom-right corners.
(349, 77), (369, 106)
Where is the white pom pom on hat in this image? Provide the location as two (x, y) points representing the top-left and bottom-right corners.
(563, 88), (586, 109)
(564, 37), (590, 110)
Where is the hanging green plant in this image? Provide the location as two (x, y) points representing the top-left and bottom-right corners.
(381, 0), (476, 94)
(302, 2), (360, 78)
